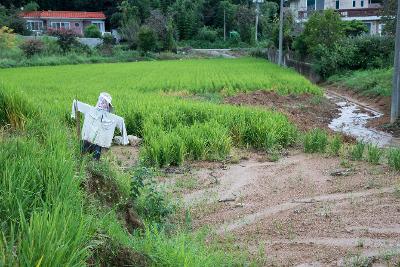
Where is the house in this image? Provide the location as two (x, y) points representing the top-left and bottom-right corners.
(20, 11), (106, 36)
(288, 0), (383, 35)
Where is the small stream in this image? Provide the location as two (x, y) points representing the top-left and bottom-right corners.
(326, 92), (399, 147)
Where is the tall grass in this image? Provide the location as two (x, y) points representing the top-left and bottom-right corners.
(328, 68), (392, 97)
(303, 129), (328, 153)
(388, 148), (400, 171)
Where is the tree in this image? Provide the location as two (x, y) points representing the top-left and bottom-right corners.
(0, 5), (30, 35)
(23, 1), (39, 11)
(302, 9), (344, 54)
(342, 20), (368, 36)
(235, 5), (254, 43)
(119, 18), (140, 48)
(381, 0), (396, 35)
(138, 25), (156, 52)
(145, 9), (167, 42)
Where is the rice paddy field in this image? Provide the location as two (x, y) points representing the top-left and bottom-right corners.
(0, 57), (323, 266)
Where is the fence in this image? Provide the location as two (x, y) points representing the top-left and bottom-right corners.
(266, 48), (321, 83)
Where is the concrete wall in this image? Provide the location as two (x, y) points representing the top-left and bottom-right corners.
(20, 35), (103, 48)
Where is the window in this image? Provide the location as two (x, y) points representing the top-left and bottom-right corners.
(307, 0), (315, 11)
(27, 21), (43, 31)
(316, 0), (324, 10)
(50, 22), (70, 29)
(91, 22), (102, 30)
(75, 22), (80, 27)
(361, 0), (364, 7)
(352, 0), (356, 7)
(336, 0), (340, 9)
(365, 22), (372, 34)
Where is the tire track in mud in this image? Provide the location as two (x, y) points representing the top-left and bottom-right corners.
(217, 187), (395, 234)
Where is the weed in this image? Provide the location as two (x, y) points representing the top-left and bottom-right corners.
(303, 128), (328, 153)
(366, 145), (382, 165)
(350, 142), (365, 161)
(328, 134), (342, 156)
(388, 148), (400, 171)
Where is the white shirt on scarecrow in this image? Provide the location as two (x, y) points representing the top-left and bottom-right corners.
(71, 92), (128, 148)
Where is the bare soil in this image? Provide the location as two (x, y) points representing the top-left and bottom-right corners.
(166, 150), (400, 266)
(224, 90), (339, 133)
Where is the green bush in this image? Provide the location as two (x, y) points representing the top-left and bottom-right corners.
(388, 148), (400, 171)
(312, 35), (394, 78)
(197, 26), (218, 42)
(138, 26), (157, 53)
(303, 129), (328, 153)
(84, 24), (102, 38)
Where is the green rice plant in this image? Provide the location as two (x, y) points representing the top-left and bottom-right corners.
(303, 128), (328, 153)
(0, 90), (37, 130)
(328, 134), (342, 156)
(388, 148), (400, 171)
(349, 142), (365, 161)
(366, 145), (383, 165)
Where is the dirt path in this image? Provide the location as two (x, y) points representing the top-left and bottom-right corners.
(170, 150), (400, 266)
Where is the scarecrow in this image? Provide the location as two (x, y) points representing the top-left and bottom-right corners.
(71, 92), (128, 160)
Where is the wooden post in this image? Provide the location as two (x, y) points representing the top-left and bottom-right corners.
(74, 99), (81, 139)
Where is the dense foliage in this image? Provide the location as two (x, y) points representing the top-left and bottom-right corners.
(0, 0), (284, 48)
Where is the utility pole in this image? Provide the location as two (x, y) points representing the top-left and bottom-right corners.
(254, 0), (264, 43)
(224, 7), (226, 42)
(391, 0), (400, 123)
(278, 0), (284, 66)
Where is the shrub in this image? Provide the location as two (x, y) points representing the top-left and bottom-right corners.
(0, 26), (16, 49)
(303, 129), (328, 153)
(20, 39), (44, 58)
(388, 148), (400, 171)
(48, 28), (78, 52)
(229, 31), (241, 45)
(197, 26), (218, 42)
(138, 26), (156, 53)
(312, 35), (394, 78)
(131, 167), (174, 222)
(349, 142), (365, 161)
(84, 24), (102, 38)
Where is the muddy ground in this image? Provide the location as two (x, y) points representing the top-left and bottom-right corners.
(225, 90), (338, 133)
(165, 149), (400, 266)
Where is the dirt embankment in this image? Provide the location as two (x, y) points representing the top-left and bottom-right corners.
(225, 90), (339, 133)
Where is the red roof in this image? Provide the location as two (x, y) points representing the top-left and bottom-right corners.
(21, 11), (106, 20)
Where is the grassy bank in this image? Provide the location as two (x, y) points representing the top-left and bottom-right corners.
(0, 90), (252, 266)
(328, 68), (392, 97)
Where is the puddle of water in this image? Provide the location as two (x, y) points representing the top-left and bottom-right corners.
(327, 94), (397, 147)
